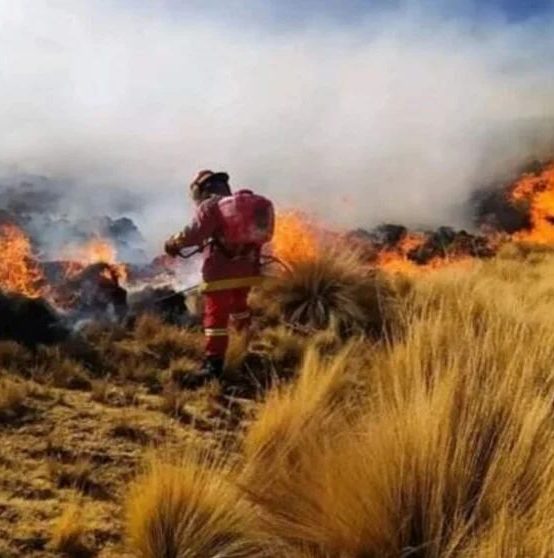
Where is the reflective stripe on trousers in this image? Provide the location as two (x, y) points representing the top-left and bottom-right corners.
(203, 288), (251, 358)
(204, 328), (229, 337)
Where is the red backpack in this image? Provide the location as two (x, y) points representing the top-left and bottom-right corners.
(217, 190), (274, 249)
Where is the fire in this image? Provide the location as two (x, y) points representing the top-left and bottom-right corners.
(272, 212), (320, 264)
(2, 161), (554, 306)
(63, 238), (117, 265)
(272, 213), (476, 275)
(376, 232), (427, 274)
(0, 223), (45, 298)
(509, 163), (554, 244)
(61, 237), (127, 282)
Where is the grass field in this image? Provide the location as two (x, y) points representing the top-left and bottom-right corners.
(1, 242), (554, 557)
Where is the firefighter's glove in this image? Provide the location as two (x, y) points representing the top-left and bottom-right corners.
(164, 234), (183, 258)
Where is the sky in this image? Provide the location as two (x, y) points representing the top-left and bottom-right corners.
(1, 0), (554, 254)
(138, 0), (554, 27)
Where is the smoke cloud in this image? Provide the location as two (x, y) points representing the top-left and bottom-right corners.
(1, 0), (554, 255)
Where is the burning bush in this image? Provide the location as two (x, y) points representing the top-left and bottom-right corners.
(0, 221), (46, 298)
(272, 212), (321, 265)
(46, 262), (128, 322)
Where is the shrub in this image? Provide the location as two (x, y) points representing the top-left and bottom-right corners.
(0, 341), (33, 373)
(239, 259), (554, 556)
(125, 457), (271, 558)
(255, 247), (395, 337)
(240, 344), (365, 533)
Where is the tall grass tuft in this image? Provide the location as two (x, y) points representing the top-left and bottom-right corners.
(124, 249), (554, 557)
(125, 455), (272, 558)
(240, 258), (554, 556)
(255, 247), (395, 337)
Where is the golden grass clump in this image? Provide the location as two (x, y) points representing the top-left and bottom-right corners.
(125, 457), (271, 558)
(235, 326), (309, 384)
(239, 344), (368, 551)
(134, 314), (204, 363)
(125, 249), (554, 557)
(223, 331), (250, 376)
(0, 340), (33, 373)
(71, 314), (204, 387)
(50, 503), (91, 556)
(236, 254), (554, 556)
(0, 377), (27, 421)
(254, 247), (395, 337)
(247, 361), (554, 556)
(242, 344), (362, 465)
(167, 356), (200, 385)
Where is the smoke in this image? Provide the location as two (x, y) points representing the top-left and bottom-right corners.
(1, 0), (554, 255)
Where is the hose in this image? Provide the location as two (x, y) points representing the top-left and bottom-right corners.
(260, 254), (292, 273)
(152, 244), (291, 304)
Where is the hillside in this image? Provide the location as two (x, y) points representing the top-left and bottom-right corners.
(1, 241), (554, 556)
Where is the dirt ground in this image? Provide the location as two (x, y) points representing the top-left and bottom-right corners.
(0, 375), (252, 557)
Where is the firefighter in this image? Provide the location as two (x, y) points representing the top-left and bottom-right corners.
(164, 170), (275, 386)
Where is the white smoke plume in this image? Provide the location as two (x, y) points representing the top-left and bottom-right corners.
(1, 0), (554, 255)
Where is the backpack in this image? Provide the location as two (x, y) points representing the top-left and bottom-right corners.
(217, 190), (275, 249)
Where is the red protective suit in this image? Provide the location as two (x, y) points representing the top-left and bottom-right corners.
(174, 189), (273, 358)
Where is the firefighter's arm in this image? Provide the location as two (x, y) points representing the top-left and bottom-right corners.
(164, 201), (218, 257)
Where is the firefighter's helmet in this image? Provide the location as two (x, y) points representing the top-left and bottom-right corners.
(190, 170), (230, 204)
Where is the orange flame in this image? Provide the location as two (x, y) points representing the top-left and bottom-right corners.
(61, 238), (127, 282)
(63, 238), (117, 264)
(272, 213), (473, 274)
(272, 212), (320, 264)
(0, 223), (45, 298)
(509, 163), (554, 244)
(376, 232), (427, 274)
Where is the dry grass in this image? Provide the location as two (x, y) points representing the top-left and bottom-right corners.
(224, 326), (309, 389)
(37, 314), (206, 393)
(237, 251), (554, 556)
(242, 343), (363, 473)
(134, 314), (204, 364)
(167, 356), (199, 386)
(125, 456), (272, 558)
(224, 331), (250, 376)
(42, 350), (92, 390)
(90, 378), (110, 403)
(111, 413), (150, 445)
(122, 245), (554, 557)
(253, 247), (395, 337)
(0, 376), (27, 421)
(50, 503), (91, 557)
(0, 340), (34, 372)
(250, 326), (307, 369)
(47, 458), (103, 497)
(5, 241), (554, 556)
